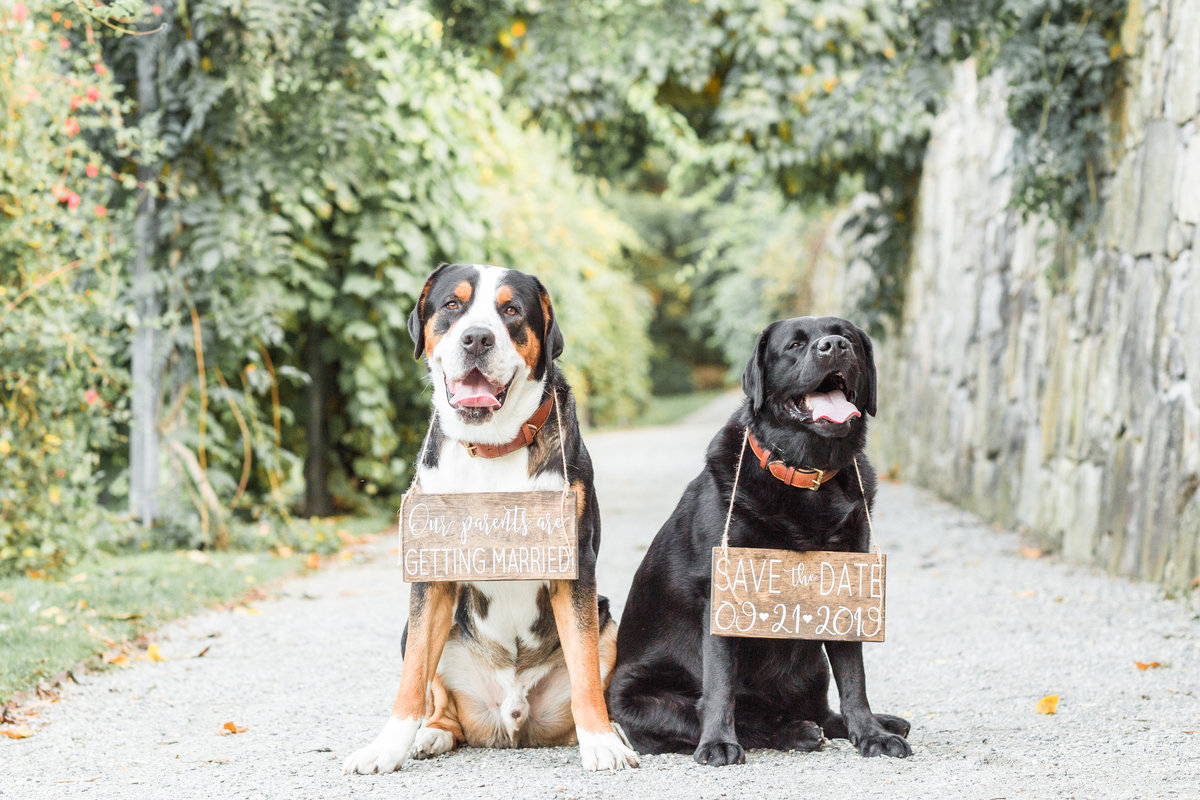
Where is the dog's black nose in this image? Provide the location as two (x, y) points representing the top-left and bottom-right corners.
(461, 327), (495, 355)
(815, 335), (850, 356)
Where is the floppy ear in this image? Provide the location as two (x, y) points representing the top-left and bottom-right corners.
(407, 263), (450, 360)
(852, 323), (877, 417)
(534, 278), (564, 380)
(741, 322), (777, 415)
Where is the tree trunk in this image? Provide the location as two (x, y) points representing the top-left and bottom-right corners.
(303, 325), (334, 517)
(129, 26), (161, 527)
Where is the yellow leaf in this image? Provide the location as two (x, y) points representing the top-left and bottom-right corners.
(305, 552), (320, 570)
(146, 643), (167, 662)
(1, 725), (34, 739)
(220, 721), (247, 735)
(1035, 695), (1059, 714)
(511, 20), (526, 37)
(1135, 661), (1161, 670)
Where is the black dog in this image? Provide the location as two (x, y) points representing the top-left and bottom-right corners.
(606, 316), (911, 764)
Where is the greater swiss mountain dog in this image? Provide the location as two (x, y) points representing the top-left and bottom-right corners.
(606, 316), (912, 764)
(344, 263), (639, 774)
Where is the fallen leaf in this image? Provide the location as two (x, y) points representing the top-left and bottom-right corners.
(192, 645), (211, 659)
(1135, 661), (1162, 670)
(146, 644), (166, 662)
(1017, 546), (1043, 559)
(305, 552), (320, 570)
(219, 721), (247, 735)
(1, 725), (34, 739)
(1035, 695), (1059, 714)
(102, 651), (129, 666)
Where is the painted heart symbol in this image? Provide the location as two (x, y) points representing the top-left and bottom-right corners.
(758, 612), (768, 621)
(802, 614), (813, 624)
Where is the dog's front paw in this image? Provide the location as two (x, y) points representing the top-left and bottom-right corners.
(578, 729), (640, 771)
(852, 729), (912, 759)
(693, 740), (745, 767)
(411, 726), (456, 760)
(343, 717), (421, 774)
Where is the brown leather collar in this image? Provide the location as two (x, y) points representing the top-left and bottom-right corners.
(747, 432), (837, 490)
(461, 394), (556, 459)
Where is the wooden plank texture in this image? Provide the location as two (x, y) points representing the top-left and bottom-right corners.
(709, 547), (886, 641)
(399, 490), (578, 582)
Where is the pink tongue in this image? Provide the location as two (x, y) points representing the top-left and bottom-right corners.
(450, 371), (501, 409)
(807, 389), (860, 423)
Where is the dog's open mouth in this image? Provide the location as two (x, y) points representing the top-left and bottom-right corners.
(447, 368), (510, 412)
(789, 371), (861, 425)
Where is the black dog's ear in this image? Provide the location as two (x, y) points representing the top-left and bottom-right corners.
(852, 323), (877, 417)
(534, 278), (564, 379)
(741, 322), (777, 415)
(407, 263), (451, 360)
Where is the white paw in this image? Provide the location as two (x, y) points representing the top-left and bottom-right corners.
(577, 728), (640, 771)
(343, 717), (420, 774)
(411, 726), (456, 759)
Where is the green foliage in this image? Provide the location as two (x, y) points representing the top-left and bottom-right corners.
(992, 0), (1126, 225)
(1, 1), (135, 575)
(436, 0), (1126, 348)
(480, 120), (652, 425)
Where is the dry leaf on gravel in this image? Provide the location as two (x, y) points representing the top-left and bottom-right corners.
(1017, 546), (1044, 559)
(219, 721), (247, 735)
(1135, 661), (1162, 670)
(101, 650), (130, 666)
(1035, 695), (1060, 714)
(1, 725), (34, 739)
(305, 552), (320, 570)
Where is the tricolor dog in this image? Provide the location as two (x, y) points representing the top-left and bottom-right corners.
(606, 316), (911, 764)
(344, 263), (639, 773)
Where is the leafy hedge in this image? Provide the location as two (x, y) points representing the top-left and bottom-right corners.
(1, 2), (132, 571)
(1, 1), (652, 575)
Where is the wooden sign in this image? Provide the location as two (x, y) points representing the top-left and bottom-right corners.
(399, 491), (577, 582)
(709, 547), (885, 641)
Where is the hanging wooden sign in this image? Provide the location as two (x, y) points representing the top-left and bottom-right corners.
(399, 490), (578, 582)
(709, 547), (886, 641)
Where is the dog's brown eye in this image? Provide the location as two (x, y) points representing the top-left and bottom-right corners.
(503, 305), (518, 317)
(445, 299), (459, 310)
(788, 340), (804, 350)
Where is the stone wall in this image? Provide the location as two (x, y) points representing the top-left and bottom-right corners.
(811, 0), (1199, 590)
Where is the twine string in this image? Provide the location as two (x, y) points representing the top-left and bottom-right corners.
(552, 390), (573, 542)
(397, 412), (435, 562)
(719, 428), (750, 555)
(851, 456), (882, 558)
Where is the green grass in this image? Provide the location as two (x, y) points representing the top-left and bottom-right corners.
(633, 390), (727, 427)
(0, 513), (390, 705)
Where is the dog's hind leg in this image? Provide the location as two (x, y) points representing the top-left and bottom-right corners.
(412, 673), (464, 759)
(606, 663), (702, 755)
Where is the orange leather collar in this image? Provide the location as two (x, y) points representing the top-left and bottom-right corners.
(461, 394), (556, 459)
(747, 432), (837, 491)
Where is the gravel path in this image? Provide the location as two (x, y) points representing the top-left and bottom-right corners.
(4, 394), (1199, 799)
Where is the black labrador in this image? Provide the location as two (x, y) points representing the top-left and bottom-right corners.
(606, 316), (911, 765)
